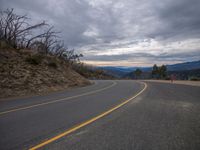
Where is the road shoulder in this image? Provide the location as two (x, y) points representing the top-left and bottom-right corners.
(143, 80), (200, 87)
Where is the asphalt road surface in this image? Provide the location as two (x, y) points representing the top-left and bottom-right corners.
(0, 80), (199, 150)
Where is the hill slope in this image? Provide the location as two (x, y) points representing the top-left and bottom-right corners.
(0, 49), (90, 99)
(166, 60), (200, 71)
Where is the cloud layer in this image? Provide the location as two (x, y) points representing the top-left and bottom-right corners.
(1, 0), (200, 66)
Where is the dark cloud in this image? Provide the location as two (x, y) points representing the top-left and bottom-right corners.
(149, 0), (200, 41)
(1, 0), (200, 66)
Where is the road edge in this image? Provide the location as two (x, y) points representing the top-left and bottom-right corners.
(0, 81), (116, 115)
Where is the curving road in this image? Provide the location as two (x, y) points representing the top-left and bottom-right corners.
(0, 80), (199, 150)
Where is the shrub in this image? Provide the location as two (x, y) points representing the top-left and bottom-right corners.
(0, 40), (13, 49)
(25, 54), (43, 65)
(48, 61), (57, 68)
(165, 76), (171, 80)
(189, 76), (200, 81)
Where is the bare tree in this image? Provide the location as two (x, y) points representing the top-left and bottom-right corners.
(52, 41), (65, 57)
(0, 8), (46, 48)
(37, 26), (60, 54)
(62, 49), (83, 64)
(0, 8), (83, 66)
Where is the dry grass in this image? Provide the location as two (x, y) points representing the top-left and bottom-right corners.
(0, 49), (91, 99)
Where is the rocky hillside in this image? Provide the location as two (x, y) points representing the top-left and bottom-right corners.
(0, 49), (90, 99)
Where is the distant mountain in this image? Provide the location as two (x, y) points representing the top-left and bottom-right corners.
(99, 60), (200, 78)
(123, 71), (151, 79)
(168, 69), (200, 80)
(99, 66), (136, 73)
(139, 60), (200, 72)
(98, 66), (136, 77)
(166, 60), (200, 71)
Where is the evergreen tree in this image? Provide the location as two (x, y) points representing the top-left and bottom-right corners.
(134, 68), (142, 79)
(152, 64), (159, 78)
(151, 64), (167, 79)
(159, 65), (167, 79)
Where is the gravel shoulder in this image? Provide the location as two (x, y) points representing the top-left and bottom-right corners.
(143, 80), (200, 87)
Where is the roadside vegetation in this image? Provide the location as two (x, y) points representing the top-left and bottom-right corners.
(72, 63), (115, 79)
(134, 68), (142, 79)
(151, 64), (167, 79)
(124, 65), (168, 80)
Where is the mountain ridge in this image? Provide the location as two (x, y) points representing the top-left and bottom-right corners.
(99, 60), (200, 77)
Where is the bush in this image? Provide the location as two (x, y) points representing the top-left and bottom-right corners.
(165, 76), (171, 80)
(189, 76), (200, 81)
(0, 40), (13, 49)
(48, 61), (57, 68)
(25, 54), (43, 65)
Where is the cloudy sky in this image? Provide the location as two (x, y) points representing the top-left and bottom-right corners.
(1, 0), (200, 66)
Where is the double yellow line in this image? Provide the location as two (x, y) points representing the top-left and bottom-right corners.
(0, 81), (116, 115)
(29, 82), (147, 150)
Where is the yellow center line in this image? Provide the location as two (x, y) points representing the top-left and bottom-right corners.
(29, 82), (147, 150)
(0, 81), (117, 115)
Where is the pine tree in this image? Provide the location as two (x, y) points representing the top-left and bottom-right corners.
(134, 68), (142, 79)
(152, 64), (159, 78)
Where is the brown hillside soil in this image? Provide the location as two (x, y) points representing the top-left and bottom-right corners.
(0, 49), (91, 99)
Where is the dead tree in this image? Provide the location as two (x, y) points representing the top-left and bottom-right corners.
(52, 41), (65, 57)
(0, 8), (46, 48)
(36, 26), (60, 54)
(0, 8), (83, 66)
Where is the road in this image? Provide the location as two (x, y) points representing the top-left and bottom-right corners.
(0, 80), (199, 150)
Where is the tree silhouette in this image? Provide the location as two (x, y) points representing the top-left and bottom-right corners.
(152, 64), (159, 78)
(151, 64), (167, 79)
(159, 65), (167, 79)
(134, 68), (142, 79)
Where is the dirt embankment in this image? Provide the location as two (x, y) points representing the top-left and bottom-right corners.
(0, 49), (91, 99)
